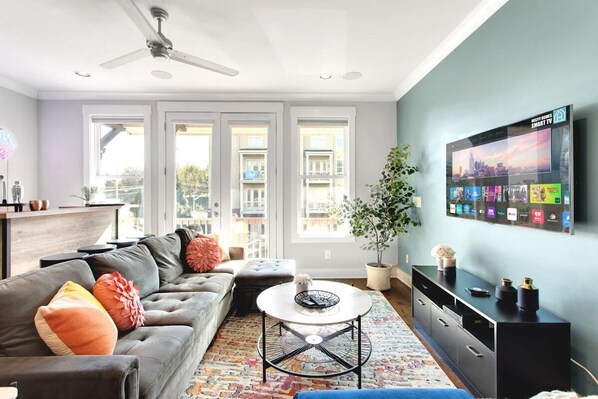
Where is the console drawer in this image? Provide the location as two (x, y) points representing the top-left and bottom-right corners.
(431, 304), (457, 362)
(413, 287), (431, 334)
(457, 327), (496, 398)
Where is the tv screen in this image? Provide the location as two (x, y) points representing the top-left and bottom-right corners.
(446, 105), (573, 234)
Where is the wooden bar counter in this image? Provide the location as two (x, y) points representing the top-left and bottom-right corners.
(0, 205), (122, 279)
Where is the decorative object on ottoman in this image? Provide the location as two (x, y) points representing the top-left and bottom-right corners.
(294, 273), (312, 293)
(333, 145), (420, 291)
(518, 277), (539, 313)
(185, 236), (222, 272)
(495, 278), (517, 306)
(93, 272), (145, 331)
(430, 244), (456, 271)
(34, 281), (118, 356)
(234, 259), (296, 315)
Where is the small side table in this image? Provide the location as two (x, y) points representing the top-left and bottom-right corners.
(0, 387), (18, 399)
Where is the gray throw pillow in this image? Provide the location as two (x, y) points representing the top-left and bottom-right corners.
(87, 245), (159, 298)
(138, 233), (185, 285)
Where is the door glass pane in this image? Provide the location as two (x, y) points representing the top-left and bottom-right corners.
(231, 125), (269, 258)
(175, 123), (213, 233)
(95, 122), (144, 237)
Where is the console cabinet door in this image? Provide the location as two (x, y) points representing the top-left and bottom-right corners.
(457, 327), (496, 398)
(413, 287), (431, 334)
(430, 305), (457, 362)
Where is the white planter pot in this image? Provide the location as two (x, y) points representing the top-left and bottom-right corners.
(365, 262), (392, 291)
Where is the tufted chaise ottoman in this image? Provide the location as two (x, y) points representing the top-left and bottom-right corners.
(234, 259), (296, 315)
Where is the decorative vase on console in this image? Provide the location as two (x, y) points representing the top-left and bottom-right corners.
(518, 277), (539, 313)
(294, 273), (312, 294)
(496, 278), (517, 307)
(443, 257), (456, 278)
(430, 244), (456, 272)
(11, 180), (23, 203)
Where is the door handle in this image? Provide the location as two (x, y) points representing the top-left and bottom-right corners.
(416, 299), (425, 306)
(214, 211), (219, 217)
(466, 345), (483, 358)
(437, 318), (449, 327)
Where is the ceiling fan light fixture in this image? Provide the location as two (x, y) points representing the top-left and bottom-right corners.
(150, 46), (170, 62)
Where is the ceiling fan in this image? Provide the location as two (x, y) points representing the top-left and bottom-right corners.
(100, 0), (239, 76)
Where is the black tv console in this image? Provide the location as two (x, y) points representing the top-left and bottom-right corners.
(412, 265), (570, 399)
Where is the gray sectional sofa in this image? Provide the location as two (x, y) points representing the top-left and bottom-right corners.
(0, 229), (246, 399)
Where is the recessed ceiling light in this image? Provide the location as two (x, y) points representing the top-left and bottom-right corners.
(343, 71), (362, 80)
(319, 73), (333, 80)
(74, 71), (91, 78)
(151, 70), (173, 79)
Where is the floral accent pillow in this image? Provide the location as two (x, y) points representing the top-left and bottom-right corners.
(186, 236), (222, 272)
(93, 272), (145, 331)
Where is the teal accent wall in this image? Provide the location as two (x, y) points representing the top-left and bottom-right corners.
(396, 0), (598, 394)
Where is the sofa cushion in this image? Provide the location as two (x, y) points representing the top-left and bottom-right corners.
(138, 233), (185, 286)
(210, 259), (247, 275)
(0, 260), (96, 357)
(141, 291), (218, 328)
(115, 325), (194, 399)
(34, 281), (117, 356)
(93, 272), (145, 331)
(87, 245), (159, 299)
(159, 273), (234, 302)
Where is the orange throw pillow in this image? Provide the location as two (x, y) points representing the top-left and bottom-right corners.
(186, 236), (222, 272)
(93, 272), (145, 331)
(34, 281), (117, 356)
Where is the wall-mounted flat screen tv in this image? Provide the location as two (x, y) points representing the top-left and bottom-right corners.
(446, 105), (573, 234)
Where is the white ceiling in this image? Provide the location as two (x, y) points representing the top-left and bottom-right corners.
(0, 0), (506, 100)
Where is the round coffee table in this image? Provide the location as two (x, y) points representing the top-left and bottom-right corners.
(256, 281), (373, 388)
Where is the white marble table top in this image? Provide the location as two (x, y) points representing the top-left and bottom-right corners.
(256, 280), (372, 325)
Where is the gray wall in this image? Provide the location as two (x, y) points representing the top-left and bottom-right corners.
(0, 86), (38, 201)
(38, 99), (397, 278)
(396, 0), (598, 394)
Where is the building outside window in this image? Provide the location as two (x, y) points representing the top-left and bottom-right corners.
(291, 107), (355, 242)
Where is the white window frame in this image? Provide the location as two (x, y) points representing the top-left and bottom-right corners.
(82, 105), (152, 233)
(290, 106), (356, 243)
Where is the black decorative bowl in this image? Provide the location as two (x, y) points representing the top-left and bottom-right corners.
(294, 290), (340, 309)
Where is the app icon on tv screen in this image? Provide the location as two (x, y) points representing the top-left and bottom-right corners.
(530, 184), (562, 204)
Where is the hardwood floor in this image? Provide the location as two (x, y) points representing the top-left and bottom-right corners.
(329, 277), (468, 392)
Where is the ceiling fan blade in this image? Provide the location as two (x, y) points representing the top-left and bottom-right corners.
(170, 50), (239, 77)
(116, 0), (163, 44)
(100, 48), (149, 69)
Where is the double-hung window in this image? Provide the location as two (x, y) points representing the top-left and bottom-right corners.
(83, 105), (152, 236)
(290, 107), (355, 242)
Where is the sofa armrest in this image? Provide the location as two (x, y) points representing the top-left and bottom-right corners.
(0, 355), (139, 399)
(228, 246), (245, 260)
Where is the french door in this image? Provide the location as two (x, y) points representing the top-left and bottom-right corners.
(165, 112), (277, 258)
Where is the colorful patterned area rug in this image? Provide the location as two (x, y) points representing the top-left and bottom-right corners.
(181, 291), (453, 398)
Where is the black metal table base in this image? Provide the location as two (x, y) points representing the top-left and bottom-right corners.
(258, 311), (371, 388)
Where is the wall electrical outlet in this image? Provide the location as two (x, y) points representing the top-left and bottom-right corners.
(413, 197), (422, 208)
(405, 253), (409, 264)
(324, 250), (332, 259)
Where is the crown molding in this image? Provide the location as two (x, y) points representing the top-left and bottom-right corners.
(393, 0), (508, 101)
(0, 74), (38, 99)
(37, 90), (396, 102)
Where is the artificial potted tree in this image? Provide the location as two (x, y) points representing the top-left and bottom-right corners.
(335, 144), (420, 291)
